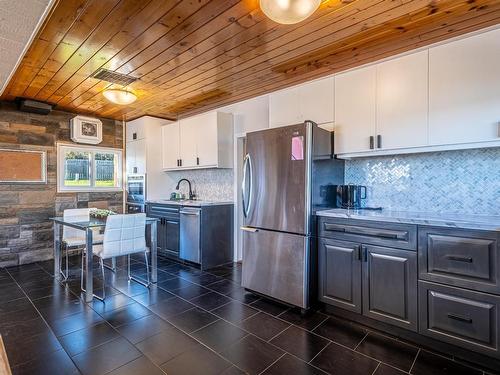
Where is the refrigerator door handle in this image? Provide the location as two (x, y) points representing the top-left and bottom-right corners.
(241, 153), (253, 218)
(241, 226), (258, 233)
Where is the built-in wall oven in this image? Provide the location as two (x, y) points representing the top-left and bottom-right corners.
(126, 202), (145, 213)
(126, 174), (146, 213)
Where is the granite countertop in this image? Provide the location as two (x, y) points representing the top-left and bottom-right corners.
(147, 199), (234, 207)
(315, 208), (500, 232)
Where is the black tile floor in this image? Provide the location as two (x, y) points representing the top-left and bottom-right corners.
(0, 256), (496, 375)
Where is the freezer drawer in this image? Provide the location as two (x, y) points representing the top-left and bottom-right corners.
(242, 228), (309, 308)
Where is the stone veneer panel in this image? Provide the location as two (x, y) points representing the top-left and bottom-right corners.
(0, 101), (123, 267)
(344, 147), (500, 215)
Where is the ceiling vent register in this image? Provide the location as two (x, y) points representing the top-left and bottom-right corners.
(92, 68), (138, 86)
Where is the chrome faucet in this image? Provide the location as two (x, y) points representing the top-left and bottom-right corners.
(176, 178), (196, 200)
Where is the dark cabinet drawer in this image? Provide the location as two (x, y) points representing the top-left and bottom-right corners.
(147, 204), (180, 217)
(419, 281), (500, 358)
(318, 217), (416, 251)
(419, 227), (499, 294)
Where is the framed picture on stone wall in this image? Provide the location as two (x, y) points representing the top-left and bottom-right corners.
(70, 115), (102, 144)
(0, 149), (47, 183)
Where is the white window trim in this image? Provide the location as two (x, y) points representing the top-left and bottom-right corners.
(57, 143), (123, 193)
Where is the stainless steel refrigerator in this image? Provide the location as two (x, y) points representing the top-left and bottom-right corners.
(241, 121), (344, 309)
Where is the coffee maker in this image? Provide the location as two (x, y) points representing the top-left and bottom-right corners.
(336, 184), (367, 209)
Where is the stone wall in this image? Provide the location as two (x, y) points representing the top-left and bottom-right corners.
(0, 101), (123, 267)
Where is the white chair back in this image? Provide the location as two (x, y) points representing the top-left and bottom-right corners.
(62, 208), (90, 243)
(100, 214), (146, 259)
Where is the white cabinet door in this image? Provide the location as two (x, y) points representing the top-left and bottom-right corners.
(126, 118), (146, 142)
(269, 86), (301, 127)
(126, 141), (136, 174)
(376, 50), (428, 149)
(134, 139), (147, 174)
(126, 139), (147, 174)
(179, 117), (198, 168)
(195, 112), (218, 167)
(162, 122), (180, 169)
(299, 77), (334, 125)
(334, 66), (376, 154)
(429, 28), (500, 145)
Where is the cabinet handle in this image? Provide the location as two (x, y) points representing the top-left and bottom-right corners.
(446, 255), (473, 263)
(362, 245), (368, 262)
(356, 245), (361, 261)
(377, 135), (382, 149)
(369, 136), (374, 150)
(179, 159), (182, 167)
(197, 157), (199, 166)
(133, 167), (137, 174)
(323, 223), (408, 241)
(133, 132), (137, 140)
(447, 313), (472, 323)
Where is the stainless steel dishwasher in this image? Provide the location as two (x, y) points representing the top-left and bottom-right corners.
(179, 207), (201, 263)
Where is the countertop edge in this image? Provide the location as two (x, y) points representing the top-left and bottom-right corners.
(146, 200), (234, 207)
(315, 210), (500, 232)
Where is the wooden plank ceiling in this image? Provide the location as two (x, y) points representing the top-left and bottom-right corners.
(2, 0), (500, 121)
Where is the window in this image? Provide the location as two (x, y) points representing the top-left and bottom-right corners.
(57, 143), (123, 192)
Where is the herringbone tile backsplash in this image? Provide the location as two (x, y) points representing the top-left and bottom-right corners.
(345, 147), (500, 215)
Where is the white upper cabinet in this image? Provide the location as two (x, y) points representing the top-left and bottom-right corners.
(334, 65), (376, 154)
(269, 78), (334, 128)
(429, 28), (500, 145)
(376, 50), (428, 149)
(126, 139), (146, 175)
(161, 112), (233, 171)
(269, 86), (301, 127)
(126, 119), (146, 142)
(161, 122), (180, 170)
(195, 112), (219, 167)
(126, 116), (172, 200)
(299, 77), (334, 126)
(179, 117), (198, 168)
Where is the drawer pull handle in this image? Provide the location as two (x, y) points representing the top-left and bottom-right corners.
(447, 313), (472, 323)
(446, 255), (473, 263)
(323, 223), (408, 241)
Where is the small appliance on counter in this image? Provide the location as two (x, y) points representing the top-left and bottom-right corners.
(335, 184), (382, 210)
(336, 184), (367, 209)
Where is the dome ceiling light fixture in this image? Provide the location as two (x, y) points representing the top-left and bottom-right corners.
(260, 0), (321, 24)
(102, 88), (137, 105)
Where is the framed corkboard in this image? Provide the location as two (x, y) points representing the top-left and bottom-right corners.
(0, 149), (47, 183)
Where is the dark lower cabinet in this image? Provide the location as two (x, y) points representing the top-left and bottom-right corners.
(363, 245), (417, 331)
(164, 219), (179, 255)
(146, 204), (180, 259)
(419, 280), (500, 358)
(318, 217), (500, 362)
(319, 238), (362, 313)
(318, 238), (417, 331)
